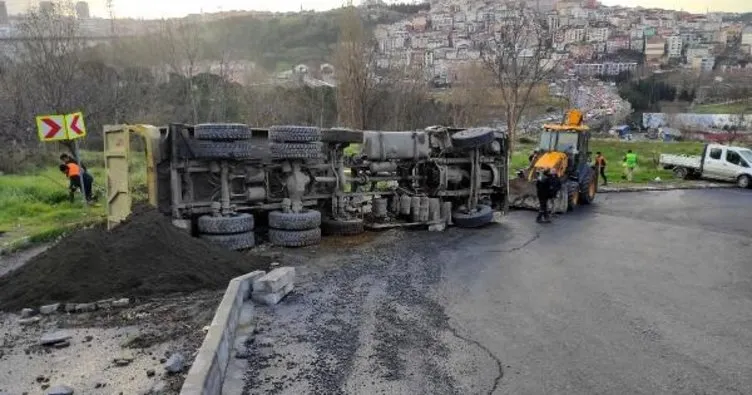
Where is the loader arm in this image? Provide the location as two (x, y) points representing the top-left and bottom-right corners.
(103, 124), (162, 229)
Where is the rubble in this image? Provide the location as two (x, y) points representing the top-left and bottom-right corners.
(40, 331), (72, 346)
(20, 308), (35, 318)
(39, 303), (59, 315)
(164, 352), (185, 373)
(19, 316), (41, 325)
(46, 385), (74, 395)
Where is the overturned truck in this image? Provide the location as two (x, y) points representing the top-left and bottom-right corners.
(104, 124), (508, 249)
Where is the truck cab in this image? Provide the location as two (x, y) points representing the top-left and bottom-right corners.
(701, 144), (752, 188)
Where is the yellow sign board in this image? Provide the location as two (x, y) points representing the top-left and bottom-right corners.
(36, 112), (87, 141)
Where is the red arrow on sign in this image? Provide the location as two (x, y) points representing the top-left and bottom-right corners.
(43, 118), (63, 139)
(69, 114), (83, 135)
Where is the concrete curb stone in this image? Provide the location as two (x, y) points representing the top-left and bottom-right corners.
(599, 182), (735, 193)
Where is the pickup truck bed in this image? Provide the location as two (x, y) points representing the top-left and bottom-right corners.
(659, 154), (701, 170)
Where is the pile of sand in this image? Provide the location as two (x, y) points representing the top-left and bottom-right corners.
(0, 208), (269, 311)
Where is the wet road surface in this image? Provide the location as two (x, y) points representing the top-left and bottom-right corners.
(244, 189), (752, 395)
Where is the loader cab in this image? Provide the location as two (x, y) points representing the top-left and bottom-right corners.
(536, 109), (590, 178)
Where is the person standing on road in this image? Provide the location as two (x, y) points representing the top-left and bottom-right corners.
(535, 169), (561, 223)
(623, 150), (637, 182)
(594, 151), (608, 186)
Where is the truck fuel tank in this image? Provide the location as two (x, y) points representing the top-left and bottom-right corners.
(362, 131), (430, 161)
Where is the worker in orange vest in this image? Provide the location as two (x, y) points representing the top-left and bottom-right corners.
(59, 153), (94, 202)
(594, 151), (608, 186)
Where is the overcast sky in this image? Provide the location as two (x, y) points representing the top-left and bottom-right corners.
(2, 0), (750, 19)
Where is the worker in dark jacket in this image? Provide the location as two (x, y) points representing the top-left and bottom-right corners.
(59, 154), (94, 202)
(536, 169), (561, 223)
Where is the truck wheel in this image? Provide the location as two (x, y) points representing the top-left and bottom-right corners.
(322, 218), (365, 236)
(194, 123), (251, 141)
(450, 128), (496, 150)
(321, 128), (364, 144)
(737, 175), (751, 189)
(579, 168), (596, 205)
(269, 228), (321, 247)
(673, 167), (688, 180)
(200, 231), (255, 250)
(566, 180), (580, 212)
(270, 142), (323, 160)
(452, 205), (493, 228)
(269, 210), (321, 231)
(269, 126), (321, 142)
(184, 141), (257, 160)
(198, 213), (255, 234)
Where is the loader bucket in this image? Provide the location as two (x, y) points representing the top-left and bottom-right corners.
(509, 176), (569, 214)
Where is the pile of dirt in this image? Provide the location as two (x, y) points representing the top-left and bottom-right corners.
(0, 208), (270, 311)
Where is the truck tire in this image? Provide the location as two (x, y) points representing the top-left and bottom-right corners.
(268, 126), (321, 143)
(200, 231), (256, 250)
(737, 174), (751, 189)
(673, 167), (688, 180)
(453, 205), (493, 228)
(269, 210), (321, 231)
(270, 142), (323, 160)
(567, 181), (579, 211)
(194, 123), (251, 141)
(322, 218), (365, 236)
(451, 128), (496, 150)
(579, 169), (596, 205)
(198, 214), (255, 234)
(269, 228), (321, 247)
(321, 128), (364, 144)
(185, 141), (256, 160)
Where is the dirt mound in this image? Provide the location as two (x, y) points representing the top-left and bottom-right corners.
(0, 208), (269, 311)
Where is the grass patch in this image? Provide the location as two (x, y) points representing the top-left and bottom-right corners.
(511, 139), (706, 184)
(0, 149), (148, 252)
(691, 99), (752, 114)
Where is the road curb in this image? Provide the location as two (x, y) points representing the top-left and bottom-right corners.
(180, 270), (264, 395)
(599, 183), (735, 193)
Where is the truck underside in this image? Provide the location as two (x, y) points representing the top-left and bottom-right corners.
(104, 124), (509, 249)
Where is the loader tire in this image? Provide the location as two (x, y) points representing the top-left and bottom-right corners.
(453, 204), (493, 228)
(200, 231), (256, 250)
(566, 181), (579, 212)
(269, 228), (321, 247)
(269, 210), (321, 231)
(579, 169), (596, 205)
(268, 125), (321, 143)
(270, 142), (323, 160)
(321, 128), (364, 144)
(184, 141), (256, 160)
(194, 123), (251, 141)
(451, 128), (496, 150)
(322, 218), (365, 236)
(198, 213), (255, 234)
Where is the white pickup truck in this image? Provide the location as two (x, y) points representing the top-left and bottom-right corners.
(660, 143), (752, 188)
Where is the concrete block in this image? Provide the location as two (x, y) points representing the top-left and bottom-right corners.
(64, 303), (77, 313)
(112, 298), (130, 308)
(39, 303), (60, 315)
(237, 270), (266, 299)
(75, 303), (97, 313)
(428, 223), (446, 232)
(19, 317), (41, 325)
(252, 282), (294, 306)
(21, 308), (35, 318)
(253, 267), (295, 294)
(96, 299), (114, 309)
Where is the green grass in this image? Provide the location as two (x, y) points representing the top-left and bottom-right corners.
(511, 139), (706, 184)
(0, 150), (148, 252)
(691, 99), (752, 114)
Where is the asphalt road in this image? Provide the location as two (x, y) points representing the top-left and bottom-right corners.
(244, 189), (752, 395)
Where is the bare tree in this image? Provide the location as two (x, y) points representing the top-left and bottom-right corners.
(479, 5), (557, 150)
(333, 3), (381, 129)
(158, 18), (205, 123)
(446, 62), (494, 127)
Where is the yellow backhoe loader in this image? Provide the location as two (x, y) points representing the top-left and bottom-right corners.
(509, 109), (598, 213)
